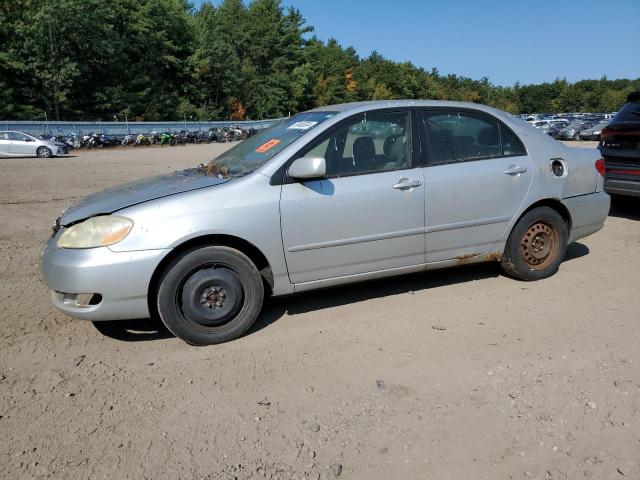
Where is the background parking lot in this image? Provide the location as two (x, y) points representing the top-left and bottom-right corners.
(1, 142), (639, 479)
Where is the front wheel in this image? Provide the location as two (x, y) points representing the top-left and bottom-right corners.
(501, 207), (568, 281)
(37, 146), (52, 158)
(157, 246), (264, 345)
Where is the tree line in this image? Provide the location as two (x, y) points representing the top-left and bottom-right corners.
(1, 0), (638, 121)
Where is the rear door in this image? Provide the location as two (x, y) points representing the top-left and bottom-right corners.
(279, 109), (426, 284)
(418, 109), (533, 262)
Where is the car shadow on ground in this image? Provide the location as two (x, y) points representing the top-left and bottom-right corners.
(92, 317), (174, 342)
(93, 242), (590, 343)
(609, 195), (640, 220)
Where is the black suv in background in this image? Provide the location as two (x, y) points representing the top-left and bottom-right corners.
(600, 90), (640, 197)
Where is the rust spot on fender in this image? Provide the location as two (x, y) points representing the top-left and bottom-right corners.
(486, 251), (503, 262)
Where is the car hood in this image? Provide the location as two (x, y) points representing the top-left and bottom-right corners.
(59, 168), (229, 225)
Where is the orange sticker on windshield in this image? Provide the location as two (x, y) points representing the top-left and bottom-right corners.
(255, 138), (281, 153)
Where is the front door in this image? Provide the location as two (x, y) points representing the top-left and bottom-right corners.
(0, 132), (11, 156)
(8, 132), (38, 155)
(418, 109), (534, 262)
(280, 110), (426, 284)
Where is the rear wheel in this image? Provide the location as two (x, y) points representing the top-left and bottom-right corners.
(157, 246), (264, 345)
(37, 146), (52, 158)
(501, 207), (568, 281)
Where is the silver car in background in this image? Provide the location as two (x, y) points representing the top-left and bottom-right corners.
(579, 120), (610, 141)
(41, 100), (610, 345)
(0, 131), (69, 158)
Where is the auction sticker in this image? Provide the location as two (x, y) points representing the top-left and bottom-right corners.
(255, 138), (281, 153)
(287, 121), (318, 130)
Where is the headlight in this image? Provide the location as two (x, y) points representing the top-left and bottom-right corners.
(57, 216), (133, 249)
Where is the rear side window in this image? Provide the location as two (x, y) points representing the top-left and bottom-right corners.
(500, 124), (526, 156)
(420, 110), (526, 165)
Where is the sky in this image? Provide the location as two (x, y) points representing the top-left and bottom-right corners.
(200, 0), (639, 86)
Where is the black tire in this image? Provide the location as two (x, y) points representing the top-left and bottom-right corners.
(156, 246), (264, 345)
(573, 132), (581, 141)
(37, 146), (52, 158)
(501, 207), (568, 281)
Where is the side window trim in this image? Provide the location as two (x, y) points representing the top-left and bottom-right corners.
(273, 108), (415, 185)
(418, 107), (527, 167)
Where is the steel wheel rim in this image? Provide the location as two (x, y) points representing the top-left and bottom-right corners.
(40, 148), (51, 158)
(520, 220), (559, 270)
(177, 265), (244, 328)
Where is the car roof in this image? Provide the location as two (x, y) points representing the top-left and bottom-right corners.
(307, 99), (509, 116)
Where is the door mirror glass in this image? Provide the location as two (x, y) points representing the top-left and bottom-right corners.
(288, 156), (326, 180)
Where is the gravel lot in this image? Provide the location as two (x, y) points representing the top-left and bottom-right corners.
(1, 141), (639, 479)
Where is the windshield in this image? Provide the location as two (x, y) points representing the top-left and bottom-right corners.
(204, 111), (336, 177)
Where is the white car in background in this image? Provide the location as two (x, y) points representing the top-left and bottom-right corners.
(0, 131), (69, 158)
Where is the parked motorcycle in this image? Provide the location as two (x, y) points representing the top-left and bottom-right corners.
(135, 133), (150, 146)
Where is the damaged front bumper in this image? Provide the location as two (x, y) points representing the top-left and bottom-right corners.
(40, 231), (171, 321)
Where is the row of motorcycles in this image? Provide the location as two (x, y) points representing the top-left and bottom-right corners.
(41, 126), (257, 150)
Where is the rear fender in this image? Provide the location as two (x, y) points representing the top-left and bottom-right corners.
(562, 146), (600, 197)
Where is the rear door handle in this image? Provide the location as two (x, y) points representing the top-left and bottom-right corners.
(504, 165), (528, 175)
(393, 178), (422, 190)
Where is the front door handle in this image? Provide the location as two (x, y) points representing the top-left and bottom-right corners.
(504, 165), (528, 175)
(393, 178), (422, 190)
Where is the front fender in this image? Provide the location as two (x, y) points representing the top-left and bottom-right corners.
(110, 173), (292, 295)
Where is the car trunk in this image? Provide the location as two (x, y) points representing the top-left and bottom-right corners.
(600, 93), (640, 188)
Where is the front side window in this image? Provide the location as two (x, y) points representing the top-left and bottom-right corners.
(296, 110), (412, 177)
(8, 132), (31, 142)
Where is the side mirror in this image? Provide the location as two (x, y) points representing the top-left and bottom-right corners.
(288, 156), (326, 180)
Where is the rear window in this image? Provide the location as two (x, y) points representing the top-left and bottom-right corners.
(611, 98), (640, 126)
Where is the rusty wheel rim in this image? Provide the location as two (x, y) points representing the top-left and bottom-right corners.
(520, 220), (559, 270)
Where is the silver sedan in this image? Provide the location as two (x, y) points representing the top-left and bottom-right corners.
(0, 131), (69, 158)
(40, 100), (610, 345)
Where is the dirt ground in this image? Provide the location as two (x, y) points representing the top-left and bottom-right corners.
(1, 141), (639, 480)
